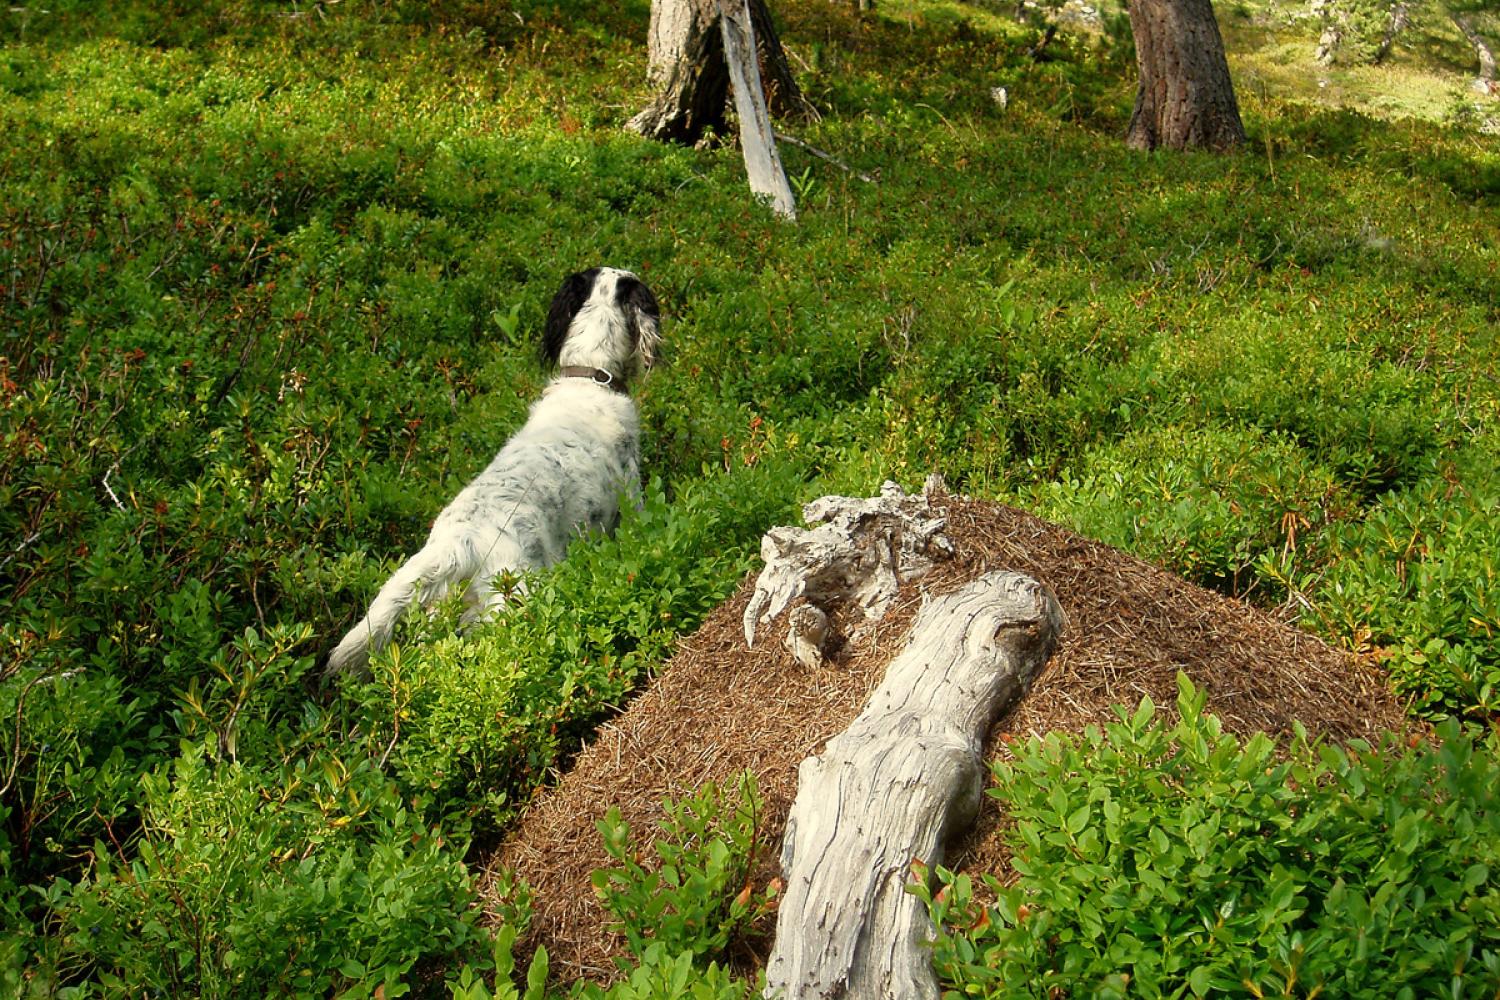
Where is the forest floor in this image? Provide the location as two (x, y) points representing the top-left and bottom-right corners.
(5, 0), (1495, 992)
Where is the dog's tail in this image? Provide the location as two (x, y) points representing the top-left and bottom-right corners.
(325, 542), (467, 678)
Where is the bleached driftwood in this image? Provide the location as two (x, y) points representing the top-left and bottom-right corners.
(743, 478), (953, 664)
(764, 570), (1063, 1000)
(718, 0), (797, 220)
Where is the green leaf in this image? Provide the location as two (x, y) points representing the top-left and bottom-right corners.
(524, 946), (549, 1000)
(1132, 696), (1156, 732)
(1067, 805), (1091, 836)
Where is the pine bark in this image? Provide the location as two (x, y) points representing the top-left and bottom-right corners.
(627, 0), (814, 144)
(1125, 0), (1247, 151)
(627, 0), (731, 143)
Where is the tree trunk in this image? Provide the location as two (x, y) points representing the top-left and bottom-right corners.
(762, 570), (1063, 1000)
(1372, 0), (1412, 64)
(627, 0), (730, 143)
(1452, 9), (1498, 81)
(1125, 0), (1247, 151)
(1313, 0), (1347, 65)
(627, 0), (814, 144)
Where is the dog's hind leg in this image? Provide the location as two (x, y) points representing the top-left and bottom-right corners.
(457, 537), (531, 630)
(325, 541), (469, 677)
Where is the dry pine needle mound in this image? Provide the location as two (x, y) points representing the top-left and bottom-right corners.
(483, 492), (1408, 983)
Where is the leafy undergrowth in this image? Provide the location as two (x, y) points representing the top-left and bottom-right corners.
(1, 0), (1497, 994)
(919, 677), (1500, 999)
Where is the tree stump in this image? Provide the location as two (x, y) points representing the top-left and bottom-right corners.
(743, 479), (954, 662)
(763, 570), (1063, 1000)
(627, 0), (731, 144)
(627, 0), (815, 145)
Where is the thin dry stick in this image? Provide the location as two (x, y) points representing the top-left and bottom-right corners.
(774, 132), (878, 183)
(0, 529), (41, 573)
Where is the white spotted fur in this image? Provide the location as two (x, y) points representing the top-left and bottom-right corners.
(326, 267), (660, 676)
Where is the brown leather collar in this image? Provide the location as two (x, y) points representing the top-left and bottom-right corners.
(560, 366), (627, 393)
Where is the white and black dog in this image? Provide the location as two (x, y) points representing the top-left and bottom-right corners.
(325, 267), (660, 676)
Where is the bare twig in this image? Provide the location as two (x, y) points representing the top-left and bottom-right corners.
(30, 667), (82, 687)
(773, 132), (878, 184)
(101, 461), (126, 511)
(0, 529), (41, 573)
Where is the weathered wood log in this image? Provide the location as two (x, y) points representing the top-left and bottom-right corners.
(763, 570), (1063, 1000)
(743, 479), (954, 660)
(718, 0), (797, 219)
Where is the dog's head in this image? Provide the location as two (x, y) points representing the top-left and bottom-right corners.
(542, 267), (660, 384)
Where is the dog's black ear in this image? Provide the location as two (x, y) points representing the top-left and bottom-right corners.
(614, 275), (660, 326)
(615, 275), (661, 360)
(542, 268), (598, 364)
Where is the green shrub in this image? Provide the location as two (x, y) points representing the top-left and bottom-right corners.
(917, 676), (1500, 999)
(1029, 425), (1347, 595)
(591, 773), (774, 968)
(0, 646), (159, 891)
(570, 945), (756, 1000)
(1311, 450), (1500, 717)
(50, 741), (485, 998)
(447, 924), (550, 1000)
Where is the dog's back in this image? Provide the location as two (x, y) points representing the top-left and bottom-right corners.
(435, 381), (643, 570)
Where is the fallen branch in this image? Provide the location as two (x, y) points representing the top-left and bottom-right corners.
(718, 0), (797, 219)
(764, 569), (1063, 999)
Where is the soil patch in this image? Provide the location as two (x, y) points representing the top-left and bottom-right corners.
(482, 495), (1408, 982)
